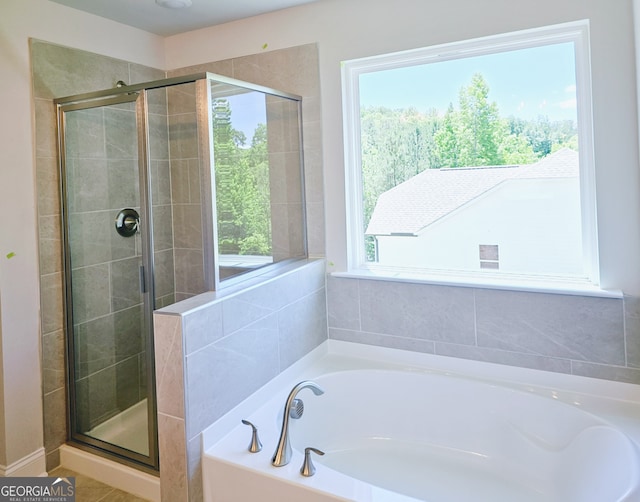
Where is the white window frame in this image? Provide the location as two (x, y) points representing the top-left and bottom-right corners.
(341, 20), (599, 290)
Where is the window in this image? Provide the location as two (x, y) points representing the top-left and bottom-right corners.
(342, 21), (597, 286)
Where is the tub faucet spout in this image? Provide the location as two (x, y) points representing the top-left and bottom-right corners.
(271, 380), (324, 467)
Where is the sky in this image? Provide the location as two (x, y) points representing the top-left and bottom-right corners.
(225, 91), (267, 144)
(358, 42), (578, 123)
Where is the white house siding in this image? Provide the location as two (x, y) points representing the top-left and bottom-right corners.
(376, 177), (584, 277)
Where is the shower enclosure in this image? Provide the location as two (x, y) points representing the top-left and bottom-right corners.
(55, 73), (306, 470)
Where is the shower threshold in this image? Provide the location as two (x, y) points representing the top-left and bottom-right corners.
(87, 399), (149, 456)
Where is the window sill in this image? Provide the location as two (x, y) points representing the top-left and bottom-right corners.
(332, 267), (622, 299)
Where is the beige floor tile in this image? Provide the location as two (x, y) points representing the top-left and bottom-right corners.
(49, 466), (152, 502)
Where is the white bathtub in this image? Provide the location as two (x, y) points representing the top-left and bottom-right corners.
(202, 341), (640, 502)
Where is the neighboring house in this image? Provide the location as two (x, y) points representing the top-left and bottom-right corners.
(365, 148), (584, 276)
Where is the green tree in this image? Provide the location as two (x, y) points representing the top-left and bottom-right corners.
(212, 99), (272, 256)
(457, 73), (502, 166)
(435, 73), (537, 167)
(434, 103), (460, 167)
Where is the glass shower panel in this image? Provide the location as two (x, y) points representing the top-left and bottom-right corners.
(62, 98), (150, 458)
(210, 81), (306, 282)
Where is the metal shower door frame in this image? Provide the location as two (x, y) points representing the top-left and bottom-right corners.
(56, 91), (159, 472)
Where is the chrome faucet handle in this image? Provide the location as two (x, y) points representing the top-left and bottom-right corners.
(300, 447), (325, 477)
(241, 419), (262, 453)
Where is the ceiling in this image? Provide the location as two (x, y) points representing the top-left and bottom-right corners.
(48, 0), (321, 37)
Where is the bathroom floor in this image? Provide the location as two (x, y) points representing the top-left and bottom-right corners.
(49, 466), (152, 501)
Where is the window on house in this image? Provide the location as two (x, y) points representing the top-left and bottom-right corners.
(342, 21), (597, 285)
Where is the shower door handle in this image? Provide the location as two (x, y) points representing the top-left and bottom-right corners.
(139, 265), (147, 293)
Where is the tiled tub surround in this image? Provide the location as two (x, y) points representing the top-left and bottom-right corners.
(153, 259), (327, 502)
(327, 275), (640, 385)
(202, 340), (640, 502)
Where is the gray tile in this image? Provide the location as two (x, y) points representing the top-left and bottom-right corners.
(114, 305), (144, 361)
(359, 280), (476, 344)
(38, 215), (63, 275)
(151, 160), (172, 205)
(68, 210), (137, 268)
(66, 158), (109, 213)
(329, 327), (436, 354)
(278, 288), (328, 369)
(306, 201), (325, 258)
(173, 248), (205, 296)
(170, 159), (191, 204)
(110, 257), (144, 311)
(154, 249), (176, 300)
(221, 260), (324, 335)
(43, 330), (66, 394)
(172, 204), (203, 249)
(75, 315), (116, 379)
(183, 303), (224, 355)
(107, 159), (140, 209)
(153, 315), (185, 419)
(35, 98), (57, 159)
(168, 113), (198, 159)
(475, 289), (625, 365)
(31, 40), (129, 100)
(71, 264), (111, 324)
(167, 82), (196, 115)
(65, 107), (107, 159)
(435, 342), (572, 374)
(104, 106), (137, 159)
(43, 388), (67, 452)
(188, 158), (202, 204)
(40, 272), (64, 334)
(116, 356), (141, 411)
(157, 413), (187, 502)
(327, 275), (360, 330)
(152, 204), (174, 252)
(76, 365), (118, 430)
(148, 112), (170, 161)
(184, 313), (279, 439)
(36, 156), (61, 217)
(571, 361), (640, 385)
(187, 434), (203, 502)
(624, 295), (640, 368)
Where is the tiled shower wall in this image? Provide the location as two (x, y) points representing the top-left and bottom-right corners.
(31, 39), (167, 470)
(327, 276), (640, 384)
(166, 82), (205, 301)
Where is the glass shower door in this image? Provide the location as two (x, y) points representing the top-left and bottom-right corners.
(59, 94), (157, 468)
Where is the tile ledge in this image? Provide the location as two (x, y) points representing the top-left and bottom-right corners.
(332, 269), (622, 299)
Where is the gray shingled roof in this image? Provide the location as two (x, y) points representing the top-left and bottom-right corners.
(365, 148), (579, 236)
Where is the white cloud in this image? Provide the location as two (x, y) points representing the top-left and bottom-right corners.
(565, 84), (577, 93)
(558, 98), (577, 110)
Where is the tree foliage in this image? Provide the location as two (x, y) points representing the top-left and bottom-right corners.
(360, 72), (578, 235)
(212, 99), (272, 256)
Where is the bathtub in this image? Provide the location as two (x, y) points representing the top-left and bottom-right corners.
(202, 341), (640, 502)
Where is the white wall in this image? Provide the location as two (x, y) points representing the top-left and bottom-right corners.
(0, 0), (164, 469)
(166, 0), (640, 295)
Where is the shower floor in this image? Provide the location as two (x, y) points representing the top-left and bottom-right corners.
(87, 399), (149, 456)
